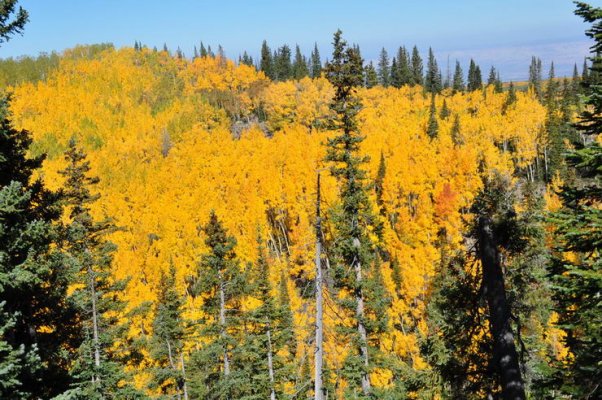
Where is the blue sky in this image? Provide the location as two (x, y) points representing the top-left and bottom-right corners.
(0, 0), (598, 81)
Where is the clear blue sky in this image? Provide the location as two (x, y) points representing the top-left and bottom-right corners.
(0, 0), (598, 80)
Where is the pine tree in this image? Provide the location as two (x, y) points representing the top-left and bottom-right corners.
(364, 61), (378, 88)
(396, 46), (412, 86)
(275, 44), (292, 81)
(390, 57), (400, 88)
(293, 44), (309, 80)
(56, 140), (141, 399)
(260, 40), (274, 80)
(528, 56), (543, 100)
(452, 60), (465, 93)
(548, 3), (602, 397)
(425, 47), (442, 93)
(502, 81), (517, 114)
(243, 237), (296, 399)
(439, 99), (450, 120)
(450, 113), (463, 146)
(410, 45), (423, 86)
(187, 211), (247, 399)
(324, 30), (387, 397)
(310, 42), (322, 78)
(0, 0), (28, 44)
(487, 66), (497, 86)
(149, 262), (188, 399)
(377, 47), (390, 87)
(467, 59), (482, 91)
(426, 94), (439, 139)
(200, 42), (208, 58)
(0, 97), (77, 399)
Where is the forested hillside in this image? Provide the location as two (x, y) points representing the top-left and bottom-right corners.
(1, 1), (600, 399)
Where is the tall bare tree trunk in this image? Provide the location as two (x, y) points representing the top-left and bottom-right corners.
(314, 173), (324, 400)
(478, 216), (526, 400)
(267, 326), (276, 400)
(219, 275), (230, 376)
(88, 265), (101, 384)
(180, 352), (189, 400)
(353, 236), (370, 395)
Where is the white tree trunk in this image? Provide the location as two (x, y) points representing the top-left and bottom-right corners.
(314, 173), (324, 400)
(267, 326), (276, 400)
(219, 275), (230, 376)
(88, 265), (101, 384)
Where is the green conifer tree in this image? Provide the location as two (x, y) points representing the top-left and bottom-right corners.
(364, 61), (378, 88)
(187, 211), (247, 399)
(396, 46), (412, 86)
(452, 60), (465, 93)
(293, 44), (309, 80)
(310, 42), (322, 78)
(56, 140), (141, 399)
(410, 46), (424, 86)
(425, 47), (442, 93)
(0, 98), (78, 399)
(324, 30), (390, 398)
(378, 47), (390, 87)
(548, 4), (602, 397)
(260, 40), (274, 80)
(275, 44), (292, 81)
(149, 263), (188, 399)
(426, 94), (439, 139)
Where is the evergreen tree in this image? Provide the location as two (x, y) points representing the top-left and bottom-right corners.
(200, 42), (208, 58)
(502, 81), (517, 114)
(426, 94), (439, 139)
(0, 0), (28, 44)
(396, 46), (412, 86)
(193, 45), (199, 59)
(487, 66), (497, 86)
(452, 60), (465, 93)
(56, 140), (141, 399)
(310, 42), (322, 78)
(275, 44), (292, 81)
(260, 40), (274, 80)
(425, 47), (442, 93)
(451, 113), (463, 146)
(548, 3), (602, 397)
(410, 45), (423, 86)
(439, 98), (450, 120)
(242, 237), (296, 399)
(390, 57), (400, 88)
(545, 62), (558, 107)
(494, 72), (503, 93)
(187, 211), (247, 399)
(324, 31), (390, 397)
(0, 97), (77, 399)
(528, 56), (543, 100)
(240, 51), (253, 67)
(377, 47), (390, 87)
(364, 61), (378, 88)
(467, 59), (482, 91)
(293, 44), (309, 80)
(149, 263), (188, 399)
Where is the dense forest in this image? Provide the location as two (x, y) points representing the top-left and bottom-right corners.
(0, 0), (600, 399)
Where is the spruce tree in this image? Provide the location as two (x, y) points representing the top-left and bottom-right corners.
(548, 3), (602, 397)
(364, 62), (378, 88)
(324, 30), (388, 398)
(410, 46), (423, 86)
(390, 57), (400, 88)
(467, 59), (482, 91)
(187, 211), (247, 399)
(528, 56), (543, 100)
(426, 94), (439, 139)
(310, 42), (322, 78)
(425, 47), (442, 93)
(149, 263), (188, 399)
(451, 113), (463, 146)
(502, 81), (517, 114)
(260, 40), (274, 80)
(293, 44), (309, 80)
(0, 97), (77, 399)
(200, 42), (208, 58)
(439, 99), (450, 120)
(56, 140), (141, 399)
(396, 46), (412, 86)
(487, 66), (497, 86)
(377, 47), (390, 87)
(452, 60), (465, 93)
(275, 44), (292, 81)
